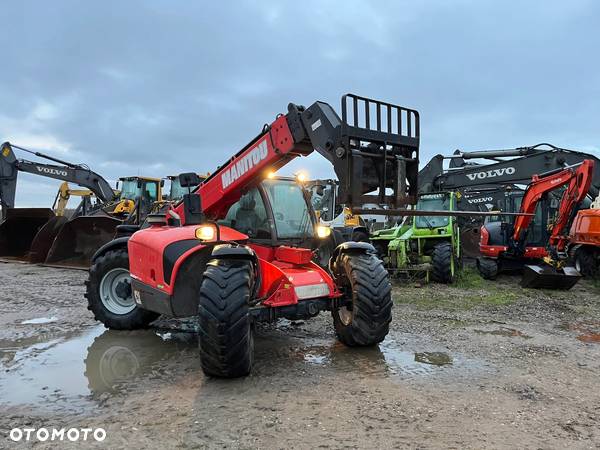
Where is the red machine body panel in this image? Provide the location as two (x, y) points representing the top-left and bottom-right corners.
(569, 209), (600, 245)
(128, 225), (249, 295)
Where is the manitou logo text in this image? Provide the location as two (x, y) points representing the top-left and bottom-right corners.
(221, 139), (269, 189)
(467, 197), (493, 204)
(36, 166), (68, 177)
(465, 167), (515, 181)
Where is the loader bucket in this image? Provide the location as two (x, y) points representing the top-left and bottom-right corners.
(521, 264), (581, 290)
(0, 208), (55, 260)
(28, 216), (69, 263)
(45, 215), (121, 268)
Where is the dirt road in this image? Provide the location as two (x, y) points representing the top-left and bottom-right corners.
(1, 261), (600, 449)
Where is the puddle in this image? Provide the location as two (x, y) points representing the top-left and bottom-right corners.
(558, 321), (600, 343)
(474, 327), (532, 339)
(279, 337), (482, 379)
(577, 333), (600, 343)
(0, 325), (196, 412)
(20, 316), (58, 325)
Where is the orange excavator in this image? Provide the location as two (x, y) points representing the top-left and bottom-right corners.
(478, 159), (595, 289)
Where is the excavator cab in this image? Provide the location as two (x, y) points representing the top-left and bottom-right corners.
(112, 176), (162, 216)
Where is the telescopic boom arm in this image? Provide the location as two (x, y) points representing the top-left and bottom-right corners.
(173, 94), (420, 224)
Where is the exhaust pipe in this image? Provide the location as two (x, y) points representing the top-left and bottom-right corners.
(521, 264), (581, 290)
(0, 208), (55, 260)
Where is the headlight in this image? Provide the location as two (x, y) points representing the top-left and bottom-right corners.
(316, 225), (331, 239)
(196, 225), (215, 241)
(296, 171), (308, 183)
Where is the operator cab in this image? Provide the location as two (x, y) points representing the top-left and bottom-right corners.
(483, 190), (560, 247)
(218, 177), (317, 246)
(118, 176), (162, 215)
(415, 193), (452, 230)
(119, 177), (160, 203)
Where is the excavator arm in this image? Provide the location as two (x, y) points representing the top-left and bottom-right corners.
(510, 160), (594, 255)
(420, 143), (600, 200)
(172, 94), (420, 225)
(0, 142), (116, 216)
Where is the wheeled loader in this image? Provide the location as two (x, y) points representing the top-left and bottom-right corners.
(370, 191), (461, 283)
(86, 94), (419, 377)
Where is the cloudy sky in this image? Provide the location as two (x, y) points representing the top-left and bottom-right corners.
(2, 0), (600, 206)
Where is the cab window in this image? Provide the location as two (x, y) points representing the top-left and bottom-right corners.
(218, 189), (272, 239)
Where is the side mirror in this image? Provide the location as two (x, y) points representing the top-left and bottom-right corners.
(160, 179), (165, 188)
(179, 172), (202, 188)
(137, 179), (142, 189)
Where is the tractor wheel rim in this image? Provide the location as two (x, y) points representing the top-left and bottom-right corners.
(99, 268), (136, 315)
(338, 306), (352, 326)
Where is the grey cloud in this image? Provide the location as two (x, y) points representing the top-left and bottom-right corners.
(1, 0), (599, 206)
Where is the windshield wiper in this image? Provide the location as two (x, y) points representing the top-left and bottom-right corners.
(421, 215), (435, 229)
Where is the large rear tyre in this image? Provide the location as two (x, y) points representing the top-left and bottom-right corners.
(197, 260), (254, 378)
(332, 252), (392, 346)
(477, 257), (499, 280)
(85, 249), (159, 330)
(431, 241), (456, 284)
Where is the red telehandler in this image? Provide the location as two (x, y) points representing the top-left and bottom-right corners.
(477, 159), (595, 289)
(86, 94), (420, 377)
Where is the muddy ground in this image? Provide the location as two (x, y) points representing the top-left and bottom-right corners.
(1, 261), (600, 449)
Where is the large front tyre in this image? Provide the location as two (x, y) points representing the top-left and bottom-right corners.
(197, 260), (254, 378)
(431, 241), (457, 284)
(332, 252), (392, 346)
(85, 249), (160, 330)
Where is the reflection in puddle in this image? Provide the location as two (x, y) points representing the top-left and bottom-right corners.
(0, 326), (196, 412)
(414, 352), (453, 366)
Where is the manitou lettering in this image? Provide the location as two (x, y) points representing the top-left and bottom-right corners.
(221, 139), (268, 189)
(36, 166), (68, 177)
(465, 167), (515, 181)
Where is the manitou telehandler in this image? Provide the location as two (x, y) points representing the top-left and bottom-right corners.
(477, 159), (595, 289)
(86, 94), (420, 378)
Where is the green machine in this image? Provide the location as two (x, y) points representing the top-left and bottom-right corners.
(370, 192), (461, 283)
